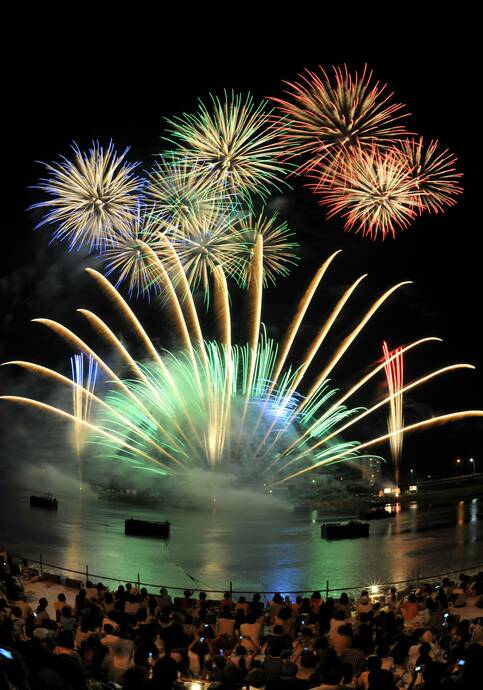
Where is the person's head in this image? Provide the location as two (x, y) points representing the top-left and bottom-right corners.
(341, 662), (353, 684)
(103, 623), (114, 635)
(223, 591), (231, 600)
(282, 661), (297, 678)
(339, 592), (349, 604)
(273, 592), (284, 604)
(57, 629), (74, 649)
(408, 593), (417, 604)
(199, 591), (207, 601)
(418, 641), (431, 659)
(184, 589), (193, 599)
(272, 625), (284, 636)
(11, 606), (22, 618)
(321, 663), (343, 685)
(300, 650), (318, 669)
(61, 606), (71, 618)
(367, 655), (383, 672)
(247, 668), (266, 689)
(221, 605), (231, 617)
(57, 593), (66, 603)
(377, 643), (390, 658)
(368, 669), (395, 690)
(311, 591), (321, 599)
(252, 593), (261, 603)
(126, 583), (132, 592)
(335, 609), (345, 621)
(38, 598), (48, 611)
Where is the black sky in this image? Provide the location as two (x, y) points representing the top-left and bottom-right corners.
(1, 27), (481, 478)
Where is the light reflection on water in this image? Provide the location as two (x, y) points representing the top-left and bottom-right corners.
(0, 486), (482, 594)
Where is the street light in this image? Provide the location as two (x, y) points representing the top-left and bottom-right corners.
(456, 458), (461, 477)
(470, 458), (476, 474)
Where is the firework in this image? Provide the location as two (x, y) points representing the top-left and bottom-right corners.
(164, 92), (289, 200)
(398, 137), (463, 214)
(71, 353), (99, 485)
(312, 145), (423, 240)
(145, 155), (234, 226)
(162, 202), (249, 298)
(31, 142), (142, 251)
(239, 212), (299, 287)
(271, 64), (409, 176)
(100, 208), (166, 299)
(2, 246), (481, 489)
(382, 341), (404, 486)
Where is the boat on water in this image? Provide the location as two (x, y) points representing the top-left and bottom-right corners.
(30, 495), (58, 510)
(358, 507), (395, 520)
(321, 520), (369, 540)
(124, 518), (170, 538)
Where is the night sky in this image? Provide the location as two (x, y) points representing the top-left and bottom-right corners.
(1, 31), (480, 481)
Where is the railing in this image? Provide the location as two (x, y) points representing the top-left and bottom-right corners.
(6, 550), (483, 600)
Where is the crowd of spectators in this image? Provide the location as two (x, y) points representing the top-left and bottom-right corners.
(1, 554), (483, 689)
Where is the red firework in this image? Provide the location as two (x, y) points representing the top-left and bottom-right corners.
(270, 64), (410, 176)
(309, 145), (423, 240)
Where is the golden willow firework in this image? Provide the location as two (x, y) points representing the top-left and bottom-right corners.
(164, 92), (290, 201)
(382, 341), (404, 486)
(271, 64), (409, 176)
(31, 142), (143, 251)
(2, 244), (481, 487)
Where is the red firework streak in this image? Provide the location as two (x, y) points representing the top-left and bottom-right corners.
(382, 341), (404, 486)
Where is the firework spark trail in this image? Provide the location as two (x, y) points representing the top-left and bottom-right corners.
(255, 272), (368, 455)
(2, 247), (481, 484)
(31, 142), (142, 251)
(276, 363), (475, 475)
(155, 234), (208, 368)
(260, 279), (412, 462)
(70, 353), (99, 485)
(30, 317), (191, 460)
(270, 64), (410, 176)
(0, 396), (175, 472)
(2, 362), (184, 464)
(271, 337), (442, 464)
(383, 341), (404, 485)
(273, 411), (483, 485)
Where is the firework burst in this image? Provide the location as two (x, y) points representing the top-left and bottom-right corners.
(101, 208), (166, 299)
(311, 145), (423, 240)
(2, 247), (481, 490)
(398, 137), (463, 214)
(145, 155), (233, 226)
(31, 142), (143, 251)
(164, 92), (289, 200)
(162, 203), (248, 297)
(239, 212), (299, 286)
(271, 64), (409, 176)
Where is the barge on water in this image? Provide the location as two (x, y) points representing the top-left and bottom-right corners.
(30, 495), (58, 510)
(321, 520), (369, 540)
(124, 519), (170, 538)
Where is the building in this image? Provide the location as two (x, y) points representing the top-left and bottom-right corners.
(361, 457), (382, 486)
